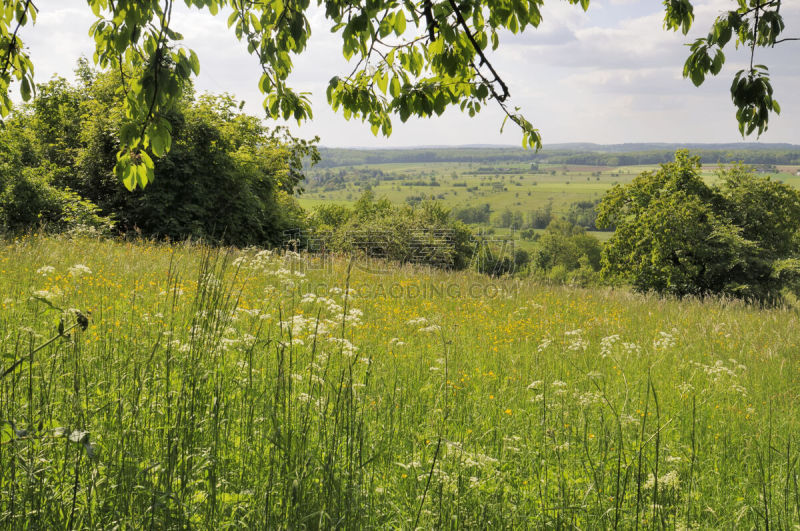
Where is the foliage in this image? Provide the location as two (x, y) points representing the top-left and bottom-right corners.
(597, 150), (800, 302)
(531, 218), (602, 285)
(452, 203), (491, 224)
(670, 0), (791, 136)
(566, 199), (602, 231)
(2, 2), (791, 190)
(0, 69), (317, 246)
(0, 163), (112, 235)
(309, 190), (476, 270)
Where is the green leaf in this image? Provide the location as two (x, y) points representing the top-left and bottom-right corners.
(394, 11), (406, 36)
(0, 422), (13, 444)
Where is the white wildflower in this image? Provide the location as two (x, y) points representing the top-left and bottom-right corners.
(68, 264), (92, 277)
(537, 338), (552, 353)
(653, 330), (677, 350)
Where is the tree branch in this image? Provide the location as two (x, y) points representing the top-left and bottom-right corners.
(446, 0), (509, 102)
(0, 0), (34, 80)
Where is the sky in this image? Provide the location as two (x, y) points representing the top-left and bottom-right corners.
(19, 0), (800, 148)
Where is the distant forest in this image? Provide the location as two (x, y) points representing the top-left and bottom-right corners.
(316, 144), (800, 168)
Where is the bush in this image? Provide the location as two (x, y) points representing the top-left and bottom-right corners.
(313, 191), (476, 271)
(533, 219), (602, 274)
(0, 70), (317, 247)
(0, 164), (112, 234)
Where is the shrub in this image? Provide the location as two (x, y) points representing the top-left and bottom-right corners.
(533, 219), (602, 274)
(0, 164), (112, 234)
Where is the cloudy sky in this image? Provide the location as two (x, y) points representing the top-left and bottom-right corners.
(21, 0), (800, 147)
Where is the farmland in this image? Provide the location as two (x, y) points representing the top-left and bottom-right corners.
(1, 235), (798, 528)
(300, 149), (800, 243)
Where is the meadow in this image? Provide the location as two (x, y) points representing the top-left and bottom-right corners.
(300, 160), (800, 223)
(1, 235), (798, 528)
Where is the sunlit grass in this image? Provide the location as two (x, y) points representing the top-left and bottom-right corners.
(1, 235), (798, 527)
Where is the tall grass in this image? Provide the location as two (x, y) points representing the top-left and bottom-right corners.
(1, 234), (798, 528)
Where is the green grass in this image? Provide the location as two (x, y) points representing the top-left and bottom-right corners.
(1, 235), (799, 528)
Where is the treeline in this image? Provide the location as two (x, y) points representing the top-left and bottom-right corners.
(452, 200), (604, 232)
(315, 146), (800, 168)
(538, 150), (800, 166)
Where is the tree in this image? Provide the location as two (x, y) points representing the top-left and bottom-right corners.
(597, 150), (800, 302)
(0, 1), (795, 189)
(532, 218), (601, 273)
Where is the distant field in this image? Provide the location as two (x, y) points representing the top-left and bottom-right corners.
(301, 162), (634, 216)
(300, 159), (800, 245)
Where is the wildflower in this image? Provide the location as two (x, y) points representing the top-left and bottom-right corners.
(297, 393), (312, 403)
(622, 342), (641, 354)
(36, 265), (55, 276)
(68, 264), (92, 277)
(327, 337), (359, 357)
(33, 289), (53, 300)
(644, 470), (680, 491)
(537, 338), (552, 352)
(653, 330), (677, 350)
(600, 334), (620, 357)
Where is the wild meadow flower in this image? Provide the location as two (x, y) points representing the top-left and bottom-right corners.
(32, 288), (61, 302)
(536, 338), (552, 353)
(68, 264), (92, 277)
(36, 265), (55, 276)
(653, 330), (677, 350)
(300, 293), (317, 304)
(327, 337), (359, 357)
(622, 342), (641, 355)
(600, 334), (620, 357)
(644, 470), (680, 491)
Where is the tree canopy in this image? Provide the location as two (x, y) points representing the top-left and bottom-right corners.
(0, 1), (795, 189)
(597, 150), (800, 302)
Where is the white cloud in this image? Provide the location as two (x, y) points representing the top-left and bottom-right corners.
(16, 0), (800, 146)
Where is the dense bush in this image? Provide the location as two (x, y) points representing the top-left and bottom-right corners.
(0, 164), (112, 235)
(531, 219), (602, 285)
(309, 191), (476, 270)
(566, 199), (603, 230)
(0, 64), (316, 245)
(452, 203), (491, 224)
